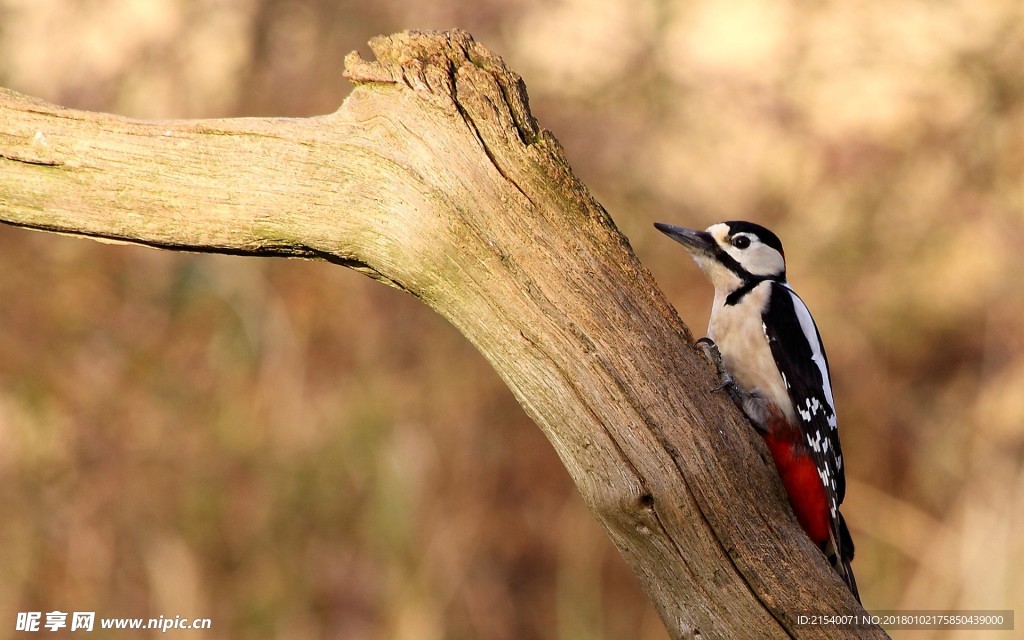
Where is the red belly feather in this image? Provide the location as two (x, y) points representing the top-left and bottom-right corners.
(762, 428), (830, 545)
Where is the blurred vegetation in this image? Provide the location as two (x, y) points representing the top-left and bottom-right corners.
(1, 1), (1022, 639)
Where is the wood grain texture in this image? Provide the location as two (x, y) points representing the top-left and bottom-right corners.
(0, 29), (886, 640)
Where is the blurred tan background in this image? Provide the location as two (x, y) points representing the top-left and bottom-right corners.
(1, 1), (1022, 639)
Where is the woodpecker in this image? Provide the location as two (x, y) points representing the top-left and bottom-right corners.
(655, 220), (859, 602)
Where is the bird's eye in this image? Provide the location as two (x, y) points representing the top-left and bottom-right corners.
(732, 235), (751, 249)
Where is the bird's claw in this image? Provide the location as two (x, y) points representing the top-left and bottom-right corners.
(694, 337), (741, 400)
(693, 336), (715, 350)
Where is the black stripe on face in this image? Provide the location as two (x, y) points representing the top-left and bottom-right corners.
(725, 278), (764, 305)
(710, 243), (749, 280)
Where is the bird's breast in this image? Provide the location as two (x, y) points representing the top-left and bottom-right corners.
(708, 285), (794, 421)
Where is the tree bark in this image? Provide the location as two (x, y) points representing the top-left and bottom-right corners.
(0, 30), (886, 640)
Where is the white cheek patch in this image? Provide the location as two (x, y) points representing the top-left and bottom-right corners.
(747, 246), (785, 277)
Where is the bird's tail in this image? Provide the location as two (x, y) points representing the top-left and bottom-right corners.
(826, 511), (860, 603)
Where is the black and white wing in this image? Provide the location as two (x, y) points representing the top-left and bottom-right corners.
(762, 282), (858, 597)
(762, 282), (845, 511)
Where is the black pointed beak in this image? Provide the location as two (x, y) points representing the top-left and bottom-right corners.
(654, 223), (715, 256)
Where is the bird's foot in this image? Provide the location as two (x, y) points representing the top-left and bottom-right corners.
(694, 337), (742, 403)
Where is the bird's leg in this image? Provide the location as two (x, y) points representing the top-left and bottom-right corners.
(693, 337), (743, 405)
(694, 337), (771, 434)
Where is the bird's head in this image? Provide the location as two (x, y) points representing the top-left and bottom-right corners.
(654, 220), (787, 292)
